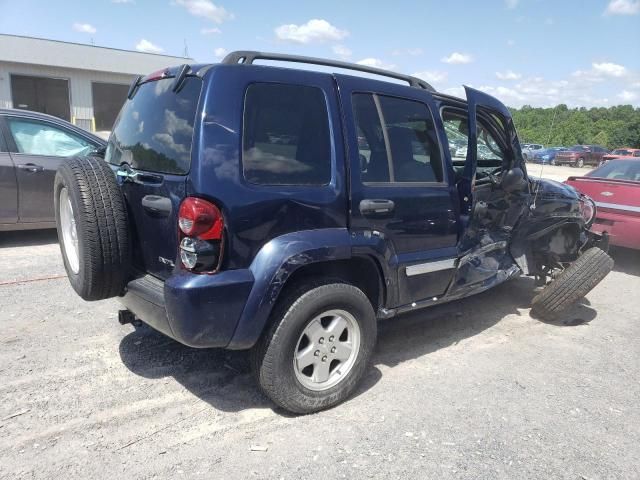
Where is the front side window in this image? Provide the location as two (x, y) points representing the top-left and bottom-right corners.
(352, 93), (444, 184)
(441, 109), (506, 173)
(242, 83), (331, 185)
(6, 118), (96, 157)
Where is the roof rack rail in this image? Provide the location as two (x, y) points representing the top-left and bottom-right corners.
(221, 50), (435, 92)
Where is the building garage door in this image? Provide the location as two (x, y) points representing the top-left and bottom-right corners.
(11, 75), (71, 121)
(92, 82), (129, 132)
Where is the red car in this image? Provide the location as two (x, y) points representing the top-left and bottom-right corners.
(555, 144), (609, 168)
(602, 148), (640, 163)
(565, 158), (640, 249)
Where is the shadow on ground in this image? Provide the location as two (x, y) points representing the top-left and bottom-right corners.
(118, 274), (600, 414)
(0, 229), (58, 248)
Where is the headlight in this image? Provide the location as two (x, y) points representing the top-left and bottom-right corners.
(579, 195), (596, 226)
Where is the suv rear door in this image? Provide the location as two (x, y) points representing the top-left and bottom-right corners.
(336, 74), (460, 307)
(105, 71), (202, 280)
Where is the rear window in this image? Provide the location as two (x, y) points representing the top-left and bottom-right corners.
(105, 76), (202, 174)
(242, 83), (331, 185)
(587, 160), (640, 181)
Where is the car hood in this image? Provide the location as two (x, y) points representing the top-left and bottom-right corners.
(532, 178), (580, 201)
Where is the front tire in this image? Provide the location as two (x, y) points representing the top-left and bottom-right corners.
(577, 157), (585, 168)
(531, 248), (613, 320)
(252, 281), (377, 414)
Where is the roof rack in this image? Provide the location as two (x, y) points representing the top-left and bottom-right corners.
(221, 50), (435, 92)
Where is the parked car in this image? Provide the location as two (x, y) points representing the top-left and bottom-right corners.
(601, 148), (640, 163)
(554, 145), (608, 168)
(565, 158), (640, 249)
(521, 143), (544, 161)
(53, 51), (612, 414)
(532, 147), (568, 165)
(0, 109), (106, 231)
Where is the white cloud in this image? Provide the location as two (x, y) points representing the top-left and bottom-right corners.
(505, 0), (519, 8)
(356, 58), (395, 70)
(174, 0), (233, 24)
(275, 19), (348, 44)
(592, 62), (627, 77)
(441, 52), (473, 64)
(496, 70), (522, 80)
(604, 0), (640, 15)
(73, 23), (96, 34)
(135, 39), (164, 53)
(332, 45), (352, 58)
(506, 39), (516, 47)
(618, 90), (638, 101)
(413, 70), (448, 84)
(112, 0), (133, 3)
(201, 27), (221, 35)
(214, 47), (227, 58)
(544, 17), (554, 25)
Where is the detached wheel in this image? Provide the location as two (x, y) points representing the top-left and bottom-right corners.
(54, 156), (130, 301)
(252, 281), (377, 414)
(531, 248), (613, 320)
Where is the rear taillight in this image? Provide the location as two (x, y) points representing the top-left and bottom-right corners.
(178, 197), (224, 273)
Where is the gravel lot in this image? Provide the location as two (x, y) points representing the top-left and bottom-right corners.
(1, 164), (638, 480)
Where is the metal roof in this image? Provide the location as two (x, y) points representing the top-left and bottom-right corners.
(0, 34), (192, 76)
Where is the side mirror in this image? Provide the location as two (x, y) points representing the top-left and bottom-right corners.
(501, 167), (526, 193)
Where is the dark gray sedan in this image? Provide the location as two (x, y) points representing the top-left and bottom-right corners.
(0, 109), (106, 231)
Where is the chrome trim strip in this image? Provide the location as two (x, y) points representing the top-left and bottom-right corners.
(595, 201), (640, 213)
(405, 258), (456, 277)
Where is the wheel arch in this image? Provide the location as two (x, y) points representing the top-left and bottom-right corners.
(227, 228), (386, 349)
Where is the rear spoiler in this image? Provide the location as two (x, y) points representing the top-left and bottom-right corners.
(566, 176), (640, 187)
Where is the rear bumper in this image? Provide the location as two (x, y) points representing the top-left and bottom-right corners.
(590, 210), (640, 249)
(119, 269), (254, 348)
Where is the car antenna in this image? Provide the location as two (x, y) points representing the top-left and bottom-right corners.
(532, 105), (559, 208)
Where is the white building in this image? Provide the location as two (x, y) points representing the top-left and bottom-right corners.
(0, 34), (191, 136)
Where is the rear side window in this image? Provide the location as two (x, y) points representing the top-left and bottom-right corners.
(242, 83), (331, 185)
(353, 93), (444, 184)
(105, 76), (202, 175)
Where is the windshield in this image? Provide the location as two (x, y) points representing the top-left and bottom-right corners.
(569, 145), (587, 152)
(612, 149), (632, 155)
(586, 160), (640, 181)
(106, 76), (202, 175)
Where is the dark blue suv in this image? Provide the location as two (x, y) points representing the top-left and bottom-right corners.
(54, 51), (611, 413)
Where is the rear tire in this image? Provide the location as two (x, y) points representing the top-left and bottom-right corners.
(54, 156), (130, 301)
(531, 248), (613, 320)
(251, 281), (377, 414)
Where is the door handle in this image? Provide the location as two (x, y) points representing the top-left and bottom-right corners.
(359, 199), (395, 215)
(17, 163), (44, 173)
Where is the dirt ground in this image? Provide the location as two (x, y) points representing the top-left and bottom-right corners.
(1, 164), (638, 479)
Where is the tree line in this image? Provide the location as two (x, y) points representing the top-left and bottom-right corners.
(509, 104), (640, 149)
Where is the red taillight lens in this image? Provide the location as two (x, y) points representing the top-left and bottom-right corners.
(178, 197), (223, 240)
(178, 197), (225, 274)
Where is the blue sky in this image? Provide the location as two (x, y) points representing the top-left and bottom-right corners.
(1, 0), (639, 107)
